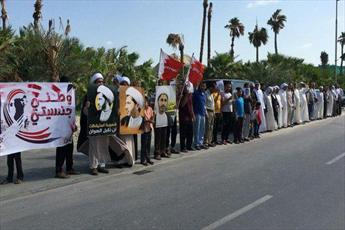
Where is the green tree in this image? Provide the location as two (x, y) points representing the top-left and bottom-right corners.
(320, 51), (329, 67)
(204, 52), (241, 79)
(248, 23), (268, 62)
(225, 17), (244, 58)
(267, 9), (286, 55)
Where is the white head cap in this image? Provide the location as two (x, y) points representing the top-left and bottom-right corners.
(280, 83), (288, 89)
(126, 87), (144, 109)
(113, 74), (123, 83)
(156, 86), (170, 101)
(266, 87), (273, 95)
(90, 73), (104, 84)
(121, 76), (131, 85)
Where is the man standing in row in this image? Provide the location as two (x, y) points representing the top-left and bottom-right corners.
(204, 83), (215, 147)
(193, 82), (207, 150)
(234, 88), (244, 144)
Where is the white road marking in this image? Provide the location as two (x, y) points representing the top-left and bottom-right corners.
(201, 195), (273, 230)
(326, 152), (345, 165)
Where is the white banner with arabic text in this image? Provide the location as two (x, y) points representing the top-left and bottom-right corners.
(0, 83), (76, 156)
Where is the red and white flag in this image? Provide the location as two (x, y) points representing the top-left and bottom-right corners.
(186, 56), (204, 86)
(158, 49), (184, 81)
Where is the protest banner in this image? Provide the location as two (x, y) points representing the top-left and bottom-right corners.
(87, 84), (117, 136)
(119, 86), (145, 135)
(0, 83), (76, 156)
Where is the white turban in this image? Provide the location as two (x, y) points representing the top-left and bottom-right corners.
(265, 87), (273, 95)
(90, 73), (104, 84)
(113, 74), (123, 83)
(156, 86), (170, 101)
(126, 87), (144, 109)
(121, 76), (131, 85)
(96, 85), (114, 122)
(280, 83), (288, 89)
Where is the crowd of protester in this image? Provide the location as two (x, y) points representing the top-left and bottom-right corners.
(1, 73), (344, 184)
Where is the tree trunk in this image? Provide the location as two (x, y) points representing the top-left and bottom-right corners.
(1, 0), (7, 30)
(340, 44), (344, 75)
(179, 44), (184, 81)
(256, 46), (259, 63)
(199, 0), (208, 63)
(207, 2), (212, 67)
(230, 36), (235, 58)
(274, 32), (278, 55)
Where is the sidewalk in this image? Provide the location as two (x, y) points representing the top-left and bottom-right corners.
(0, 133), (189, 202)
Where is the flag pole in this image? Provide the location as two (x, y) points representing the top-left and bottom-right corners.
(156, 49), (162, 86)
(177, 53), (194, 108)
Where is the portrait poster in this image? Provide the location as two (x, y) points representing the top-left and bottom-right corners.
(87, 84), (117, 136)
(0, 82), (75, 156)
(119, 86), (145, 135)
(155, 86), (176, 126)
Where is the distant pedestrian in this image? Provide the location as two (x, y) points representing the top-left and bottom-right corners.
(234, 87), (244, 144)
(204, 82), (215, 147)
(212, 84), (222, 145)
(154, 88), (169, 160)
(141, 96), (154, 166)
(179, 82), (195, 152)
(221, 83), (234, 145)
(242, 83), (252, 142)
(252, 102), (262, 138)
(193, 82), (207, 150)
(55, 76), (80, 179)
(287, 83), (295, 127)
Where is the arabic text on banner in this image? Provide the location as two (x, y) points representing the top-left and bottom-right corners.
(0, 83), (76, 156)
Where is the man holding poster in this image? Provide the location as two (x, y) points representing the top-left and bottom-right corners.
(154, 86), (174, 159)
(83, 73), (117, 175)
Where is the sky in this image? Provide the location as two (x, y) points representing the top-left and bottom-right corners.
(5, 0), (345, 66)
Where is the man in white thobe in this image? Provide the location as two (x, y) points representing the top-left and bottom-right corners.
(254, 83), (267, 133)
(279, 83), (288, 128)
(299, 82), (309, 123)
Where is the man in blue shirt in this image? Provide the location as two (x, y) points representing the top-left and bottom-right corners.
(234, 87), (244, 144)
(193, 82), (207, 150)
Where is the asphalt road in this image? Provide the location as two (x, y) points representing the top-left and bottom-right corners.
(0, 115), (344, 230)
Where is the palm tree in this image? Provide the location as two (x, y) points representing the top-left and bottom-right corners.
(33, 0), (42, 30)
(166, 33), (184, 64)
(338, 32), (345, 74)
(248, 23), (268, 63)
(207, 2), (213, 67)
(1, 0), (7, 30)
(225, 17), (245, 58)
(65, 19), (71, 36)
(199, 0), (208, 63)
(166, 33), (184, 81)
(320, 51), (329, 67)
(0, 0), (7, 30)
(267, 9), (286, 55)
(205, 52), (239, 79)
